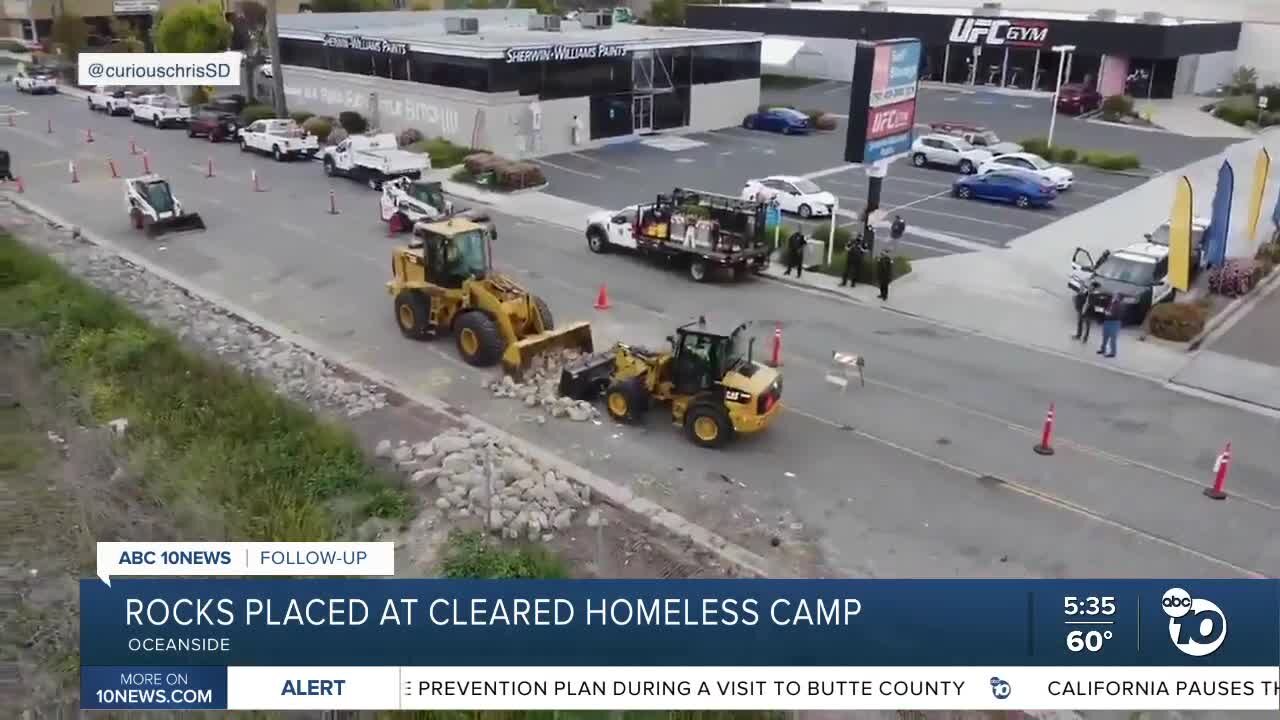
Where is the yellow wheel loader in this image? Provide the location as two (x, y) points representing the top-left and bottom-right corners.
(558, 316), (783, 448)
(386, 217), (593, 377)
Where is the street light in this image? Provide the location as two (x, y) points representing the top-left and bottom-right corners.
(1047, 44), (1076, 149)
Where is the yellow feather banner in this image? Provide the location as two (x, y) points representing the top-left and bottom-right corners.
(1169, 176), (1193, 293)
(1247, 148), (1271, 242)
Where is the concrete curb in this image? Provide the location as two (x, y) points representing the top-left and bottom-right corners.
(3, 193), (773, 579)
(1187, 264), (1280, 352)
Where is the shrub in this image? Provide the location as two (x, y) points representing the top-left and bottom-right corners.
(289, 110), (314, 125)
(1256, 242), (1280, 265)
(1261, 111), (1280, 128)
(1147, 302), (1207, 342)
(463, 152), (503, 176)
(301, 115), (333, 142)
(1229, 65), (1258, 96)
(238, 103), (275, 126)
(337, 110), (367, 134)
(1053, 147), (1078, 164)
(1081, 151), (1140, 171)
(186, 86), (211, 106)
(494, 161), (545, 190)
(417, 138), (472, 168)
(1100, 94), (1134, 120)
(326, 127), (348, 146)
(1207, 258), (1264, 297)
(397, 127), (425, 147)
(810, 223), (913, 282)
(1213, 97), (1259, 127)
(804, 109), (839, 131)
(1260, 84), (1280, 114)
(440, 530), (568, 579)
(1020, 136), (1050, 158)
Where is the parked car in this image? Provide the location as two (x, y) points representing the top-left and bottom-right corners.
(131, 95), (191, 128)
(1068, 242), (1174, 324)
(187, 106), (239, 142)
(1145, 216), (1212, 274)
(13, 70), (56, 94)
(911, 134), (993, 174)
(321, 133), (429, 189)
(929, 122), (1022, 155)
(240, 118), (320, 161)
(741, 107), (811, 135)
(952, 170), (1056, 208)
(740, 176), (836, 218)
(1057, 83), (1102, 115)
(87, 86), (135, 115)
(979, 152), (1074, 190)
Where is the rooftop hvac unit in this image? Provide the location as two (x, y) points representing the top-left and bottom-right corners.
(580, 11), (613, 29)
(973, 1), (1002, 16)
(444, 16), (479, 35)
(1140, 11), (1164, 23)
(1090, 8), (1117, 21)
(528, 13), (562, 31)
(862, 1), (888, 10)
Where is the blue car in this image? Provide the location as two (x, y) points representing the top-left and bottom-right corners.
(952, 170), (1056, 208)
(742, 107), (811, 135)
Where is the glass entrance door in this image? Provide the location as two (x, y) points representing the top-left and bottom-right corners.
(632, 94), (653, 133)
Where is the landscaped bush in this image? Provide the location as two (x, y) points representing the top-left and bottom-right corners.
(337, 110), (368, 134)
(1100, 94), (1134, 120)
(806, 223), (913, 282)
(1080, 150), (1140, 171)
(804, 109), (839, 131)
(1256, 242), (1280, 265)
(397, 127), (425, 147)
(0, 38), (30, 53)
(326, 127), (348, 146)
(289, 110), (314, 125)
(186, 86), (211, 106)
(1229, 65), (1258, 96)
(1260, 83), (1280, 113)
(1052, 147), (1078, 164)
(1207, 258), (1265, 297)
(301, 115), (333, 142)
(463, 152), (503, 177)
(1212, 95), (1261, 126)
(1020, 136), (1050, 158)
(238, 103), (275, 126)
(408, 137), (472, 168)
(1147, 302), (1207, 342)
(1261, 111), (1280, 127)
(494, 161), (546, 190)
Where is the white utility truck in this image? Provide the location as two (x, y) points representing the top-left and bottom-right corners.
(88, 86), (136, 115)
(239, 118), (320, 161)
(14, 69), (57, 94)
(321, 133), (430, 190)
(131, 95), (191, 128)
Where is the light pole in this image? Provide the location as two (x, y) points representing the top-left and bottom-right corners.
(1046, 44), (1075, 148)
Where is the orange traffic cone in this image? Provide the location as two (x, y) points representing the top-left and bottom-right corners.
(107, 158), (118, 178)
(594, 284), (611, 310)
(85, 128), (94, 143)
(69, 161), (79, 184)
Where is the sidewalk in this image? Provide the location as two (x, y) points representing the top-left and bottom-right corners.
(1132, 96), (1255, 139)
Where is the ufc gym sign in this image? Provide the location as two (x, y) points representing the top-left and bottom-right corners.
(948, 18), (1049, 48)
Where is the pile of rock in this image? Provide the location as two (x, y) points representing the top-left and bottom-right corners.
(483, 350), (601, 422)
(376, 428), (603, 541)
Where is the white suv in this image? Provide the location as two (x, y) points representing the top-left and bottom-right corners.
(910, 134), (993, 174)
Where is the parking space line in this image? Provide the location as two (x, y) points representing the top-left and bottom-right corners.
(531, 158), (602, 180)
(833, 209), (998, 252)
(802, 165), (862, 181)
(886, 189), (951, 212)
(895, 203), (1033, 231)
(1073, 179), (1134, 192)
(568, 152), (641, 173)
(707, 129), (784, 149)
(824, 173), (954, 191)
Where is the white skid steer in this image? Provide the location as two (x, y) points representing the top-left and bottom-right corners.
(124, 175), (206, 237)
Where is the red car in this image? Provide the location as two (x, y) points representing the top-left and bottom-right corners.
(1056, 84), (1102, 114)
(186, 106), (239, 142)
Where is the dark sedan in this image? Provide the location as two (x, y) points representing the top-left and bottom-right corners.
(187, 107), (239, 142)
(952, 170), (1056, 208)
(1057, 84), (1103, 115)
(742, 107), (811, 135)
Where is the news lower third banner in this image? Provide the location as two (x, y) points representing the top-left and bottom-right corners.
(81, 579), (1280, 711)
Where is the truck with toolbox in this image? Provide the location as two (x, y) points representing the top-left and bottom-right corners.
(130, 95), (191, 128)
(585, 188), (773, 282)
(88, 86), (135, 115)
(322, 133), (430, 190)
(239, 118), (319, 161)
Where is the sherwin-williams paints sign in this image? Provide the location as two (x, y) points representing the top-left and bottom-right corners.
(323, 34), (409, 55)
(845, 39), (921, 164)
(504, 43), (628, 63)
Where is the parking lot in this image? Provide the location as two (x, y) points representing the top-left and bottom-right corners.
(533, 85), (1240, 259)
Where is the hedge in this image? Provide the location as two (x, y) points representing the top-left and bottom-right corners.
(301, 116), (333, 142)
(408, 137), (474, 168)
(1100, 94), (1134, 120)
(456, 152), (546, 191)
(1019, 136), (1140, 170)
(776, 223), (913, 282)
(238, 103), (276, 126)
(338, 110), (368, 134)
(1147, 302), (1207, 342)
(290, 110), (314, 125)
(1079, 151), (1140, 171)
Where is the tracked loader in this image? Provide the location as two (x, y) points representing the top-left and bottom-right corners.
(124, 175), (206, 237)
(387, 217), (593, 377)
(558, 316), (783, 448)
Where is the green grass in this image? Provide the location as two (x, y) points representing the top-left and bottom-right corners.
(776, 223), (913, 282)
(440, 530), (570, 579)
(408, 137), (475, 168)
(0, 234), (408, 542)
(760, 73), (824, 89)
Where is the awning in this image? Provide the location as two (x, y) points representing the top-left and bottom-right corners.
(760, 38), (806, 68)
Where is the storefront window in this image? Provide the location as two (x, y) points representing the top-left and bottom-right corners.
(410, 52), (489, 92)
(691, 42), (761, 84)
(1004, 48), (1037, 89)
(542, 57), (632, 100)
(653, 88), (690, 130)
(590, 93), (632, 139)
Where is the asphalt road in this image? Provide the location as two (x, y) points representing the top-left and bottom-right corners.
(5, 87), (1279, 579)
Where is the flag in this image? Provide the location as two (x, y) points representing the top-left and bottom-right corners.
(1168, 176), (1194, 292)
(1247, 148), (1270, 243)
(1203, 161), (1235, 268)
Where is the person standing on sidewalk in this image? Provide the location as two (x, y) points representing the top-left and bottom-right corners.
(783, 230), (807, 278)
(876, 250), (893, 300)
(840, 230), (864, 287)
(1072, 280), (1100, 343)
(1098, 292), (1124, 358)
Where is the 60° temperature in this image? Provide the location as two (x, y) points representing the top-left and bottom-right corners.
(1067, 629), (1113, 652)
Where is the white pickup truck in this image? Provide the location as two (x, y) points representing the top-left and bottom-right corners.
(131, 95), (191, 128)
(239, 118), (320, 161)
(87, 86), (136, 116)
(321, 133), (430, 190)
(13, 70), (57, 94)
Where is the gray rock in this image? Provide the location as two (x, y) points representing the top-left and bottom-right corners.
(412, 440), (434, 458)
(552, 508), (573, 530)
(488, 509), (503, 529)
(392, 445), (414, 463)
(433, 435), (470, 455)
(434, 476), (453, 494)
(523, 394), (538, 407)
(374, 439), (393, 458)
(586, 508), (604, 528)
(567, 405), (592, 422)
(502, 456), (534, 482)
(513, 477), (536, 493)
(541, 533), (555, 542)
(577, 485), (592, 504)
(441, 451), (475, 475)
(469, 431), (492, 448)
(452, 508), (472, 519)
(434, 497), (452, 510)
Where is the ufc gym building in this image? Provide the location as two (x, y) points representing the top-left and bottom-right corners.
(688, 2), (1242, 99)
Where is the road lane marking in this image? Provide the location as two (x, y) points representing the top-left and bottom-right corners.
(569, 152), (641, 173)
(802, 165), (864, 181)
(1014, 103), (1032, 109)
(831, 208), (998, 252)
(944, 97), (958, 102)
(783, 404), (1263, 577)
(885, 189), (951, 212)
(531, 158), (601, 180)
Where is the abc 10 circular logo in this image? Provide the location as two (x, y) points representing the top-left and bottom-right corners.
(1161, 587), (1227, 657)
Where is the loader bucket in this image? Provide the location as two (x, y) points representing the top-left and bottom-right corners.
(501, 321), (594, 381)
(146, 213), (206, 237)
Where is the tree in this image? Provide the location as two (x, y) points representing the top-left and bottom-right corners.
(49, 11), (90, 62)
(237, 0), (268, 54)
(108, 18), (146, 53)
(310, 0), (392, 10)
(513, 0), (557, 16)
(1229, 65), (1258, 96)
(154, 2), (233, 54)
(647, 0), (685, 27)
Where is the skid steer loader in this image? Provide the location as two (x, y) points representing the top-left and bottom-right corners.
(124, 175), (206, 237)
(557, 316), (783, 448)
(387, 217), (593, 378)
